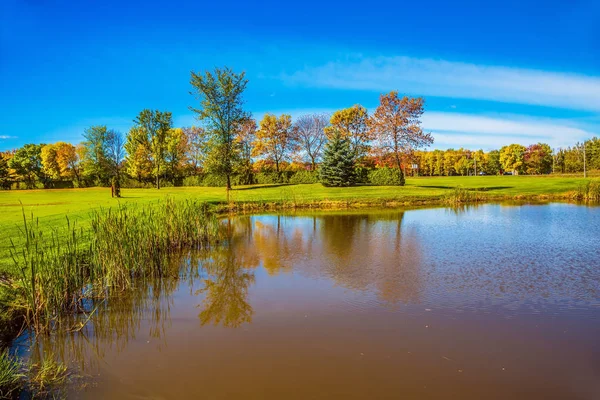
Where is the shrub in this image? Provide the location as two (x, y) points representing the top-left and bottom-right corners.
(368, 168), (403, 186)
(289, 170), (319, 184)
(354, 167), (369, 184)
(182, 175), (204, 187)
(202, 174), (228, 187)
(255, 172), (292, 184)
(121, 177), (155, 189)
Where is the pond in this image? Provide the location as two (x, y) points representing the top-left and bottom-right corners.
(14, 203), (600, 399)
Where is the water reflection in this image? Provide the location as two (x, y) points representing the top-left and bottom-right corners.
(12, 204), (600, 399)
(196, 247), (255, 328)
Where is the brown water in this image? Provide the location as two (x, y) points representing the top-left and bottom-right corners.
(15, 203), (600, 399)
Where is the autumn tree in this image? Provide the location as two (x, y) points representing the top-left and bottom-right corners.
(59, 143), (83, 185)
(295, 113), (329, 171)
(133, 109), (173, 189)
(524, 143), (553, 174)
(0, 152), (13, 189)
(182, 126), (207, 175)
(500, 144), (526, 175)
(125, 126), (153, 183)
(164, 127), (189, 183)
(41, 144), (61, 180)
(253, 113), (298, 174)
(326, 105), (372, 161)
(190, 67), (249, 191)
(369, 92), (433, 186)
(235, 118), (257, 184)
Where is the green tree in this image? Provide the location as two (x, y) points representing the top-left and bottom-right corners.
(9, 144), (47, 188)
(133, 109), (173, 189)
(319, 130), (356, 187)
(189, 67), (249, 192)
(500, 144), (526, 175)
(82, 125), (110, 185)
(164, 127), (188, 183)
(125, 126), (153, 183)
(485, 150), (502, 175)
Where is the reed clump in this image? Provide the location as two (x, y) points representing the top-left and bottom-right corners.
(444, 187), (481, 204)
(572, 179), (600, 201)
(26, 352), (68, 397)
(6, 198), (221, 333)
(0, 349), (23, 398)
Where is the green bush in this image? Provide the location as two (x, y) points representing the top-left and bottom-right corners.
(368, 168), (404, 186)
(121, 178), (155, 189)
(202, 174), (228, 187)
(255, 172), (292, 184)
(289, 170), (319, 184)
(354, 167), (369, 184)
(182, 175), (204, 187)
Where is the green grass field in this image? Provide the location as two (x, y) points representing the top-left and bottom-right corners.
(0, 175), (591, 273)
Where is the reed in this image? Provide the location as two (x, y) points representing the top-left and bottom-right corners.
(6, 198), (221, 333)
(26, 351), (68, 397)
(0, 349), (22, 398)
(443, 187), (481, 204)
(572, 179), (600, 201)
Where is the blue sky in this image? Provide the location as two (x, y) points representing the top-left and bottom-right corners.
(1, 0), (599, 151)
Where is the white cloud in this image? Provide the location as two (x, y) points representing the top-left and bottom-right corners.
(423, 112), (592, 149)
(0, 135), (16, 140)
(283, 56), (600, 112)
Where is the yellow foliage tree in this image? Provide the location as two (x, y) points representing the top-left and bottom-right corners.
(253, 114), (298, 173)
(325, 105), (372, 160)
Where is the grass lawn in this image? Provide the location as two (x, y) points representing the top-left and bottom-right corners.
(0, 175), (591, 273)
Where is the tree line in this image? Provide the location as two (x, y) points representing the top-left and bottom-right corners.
(0, 67), (598, 190)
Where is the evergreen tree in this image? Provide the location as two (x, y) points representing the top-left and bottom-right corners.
(319, 130), (356, 187)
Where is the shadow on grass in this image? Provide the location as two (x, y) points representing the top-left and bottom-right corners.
(416, 185), (514, 191)
(233, 184), (292, 191)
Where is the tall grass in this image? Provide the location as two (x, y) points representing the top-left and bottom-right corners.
(6, 198), (221, 333)
(573, 179), (600, 201)
(443, 187), (481, 204)
(0, 349), (22, 398)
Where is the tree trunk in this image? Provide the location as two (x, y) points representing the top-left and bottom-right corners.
(155, 162), (160, 189)
(226, 174), (231, 203)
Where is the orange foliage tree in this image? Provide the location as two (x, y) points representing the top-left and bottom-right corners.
(369, 92), (433, 185)
(253, 114), (298, 174)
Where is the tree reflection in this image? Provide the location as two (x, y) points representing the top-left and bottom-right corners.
(196, 247), (255, 328)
